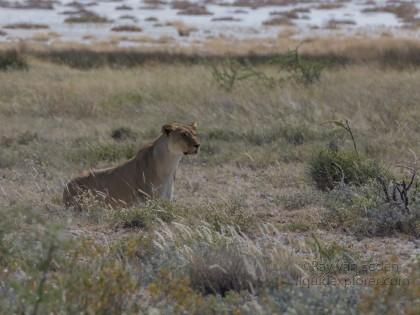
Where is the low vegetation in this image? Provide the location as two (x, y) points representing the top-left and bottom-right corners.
(0, 49), (28, 70)
(64, 10), (111, 24)
(0, 38), (419, 313)
(3, 23), (49, 29)
(324, 178), (420, 237)
(111, 25), (143, 32)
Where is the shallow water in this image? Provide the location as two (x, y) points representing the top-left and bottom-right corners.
(0, 0), (418, 46)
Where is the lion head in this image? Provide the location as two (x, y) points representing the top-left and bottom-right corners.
(162, 122), (200, 155)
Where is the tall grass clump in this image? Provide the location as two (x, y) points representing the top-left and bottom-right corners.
(195, 198), (256, 234)
(150, 223), (303, 296)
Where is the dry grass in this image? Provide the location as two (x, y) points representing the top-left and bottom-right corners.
(316, 3), (344, 10)
(0, 38), (419, 313)
(167, 20), (198, 37)
(30, 32), (60, 42)
(117, 35), (174, 44)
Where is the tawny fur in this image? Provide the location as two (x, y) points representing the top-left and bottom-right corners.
(63, 122), (199, 208)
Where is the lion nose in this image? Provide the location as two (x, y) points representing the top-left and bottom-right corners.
(194, 144), (200, 148)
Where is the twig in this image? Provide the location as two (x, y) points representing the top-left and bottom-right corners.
(31, 243), (56, 315)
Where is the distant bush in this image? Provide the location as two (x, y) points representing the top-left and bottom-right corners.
(272, 48), (326, 85)
(308, 148), (383, 191)
(64, 10), (111, 24)
(210, 58), (274, 91)
(111, 25), (142, 32)
(3, 23), (49, 30)
(0, 50), (28, 71)
(210, 48), (325, 91)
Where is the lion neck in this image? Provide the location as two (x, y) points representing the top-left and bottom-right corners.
(151, 134), (183, 178)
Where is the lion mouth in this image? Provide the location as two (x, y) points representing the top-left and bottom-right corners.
(184, 150), (198, 155)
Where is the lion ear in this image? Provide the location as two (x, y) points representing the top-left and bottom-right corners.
(162, 124), (175, 135)
(191, 122), (198, 129)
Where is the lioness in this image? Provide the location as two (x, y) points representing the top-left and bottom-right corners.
(63, 122), (200, 208)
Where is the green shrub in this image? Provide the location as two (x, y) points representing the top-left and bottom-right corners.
(0, 49), (28, 71)
(210, 58), (274, 91)
(210, 49), (325, 91)
(308, 148), (383, 191)
(272, 48), (326, 85)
